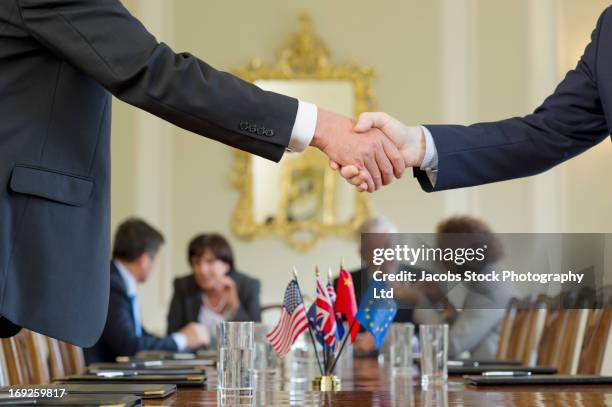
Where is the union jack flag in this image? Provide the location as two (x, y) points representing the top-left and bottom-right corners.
(315, 276), (337, 350)
(266, 280), (309, 357)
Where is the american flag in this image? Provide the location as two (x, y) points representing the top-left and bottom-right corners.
(266, 280), (309, 357)
(315, 276), (337, 349)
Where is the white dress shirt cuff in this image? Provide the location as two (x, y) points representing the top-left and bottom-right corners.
(171, 333), (188, 352)
(287, 101), (317, 152)
(420, 125), (439, 187)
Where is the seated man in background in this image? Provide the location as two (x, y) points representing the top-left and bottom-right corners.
(85, 219), (209, 363)
(409, 216), (519, 360)
(167, 234), (261, 347)
(339, 216), (416, 354)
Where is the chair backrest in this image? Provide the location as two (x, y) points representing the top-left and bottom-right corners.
(1, 336), (26, 385)
(0, 343), (8, 387)
(520, 298), (548, 366)
(496, 298), (518, 360)
(577, 307), (612, 374)
(58, 341), (85, 375)
(506, 297), (533, 361)
(536, 304), (565, 367)
(557, 308), (591, 374)
(261, 304), (283, 326)
(20, 330), (50, 384)
(46, 337), (66, 381)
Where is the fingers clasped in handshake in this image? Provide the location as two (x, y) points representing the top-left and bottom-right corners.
(312, 109), (425, 193)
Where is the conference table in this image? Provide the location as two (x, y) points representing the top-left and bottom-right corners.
(142, 358), (612, 406)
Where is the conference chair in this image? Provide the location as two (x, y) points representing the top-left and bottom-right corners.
(496, 297), (518, 360)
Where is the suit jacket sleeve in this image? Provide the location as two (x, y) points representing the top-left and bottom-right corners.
(414, 7), (611, 191)
(16, 0), (298, 162)
(233, 279), (261, 322)
(103, 286), (178, 357)
(166, 279), (187, 335)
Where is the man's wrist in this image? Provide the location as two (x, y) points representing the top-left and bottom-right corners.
(403, 126), (426, 167)
(171, 332), (188, 351)
(310, 107), (329, 150)
(288, 101), (317, 152)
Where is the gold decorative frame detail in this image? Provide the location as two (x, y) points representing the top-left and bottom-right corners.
(230, 14), (375, 251)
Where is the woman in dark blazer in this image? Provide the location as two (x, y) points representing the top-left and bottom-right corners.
(167, 234), (261, 339)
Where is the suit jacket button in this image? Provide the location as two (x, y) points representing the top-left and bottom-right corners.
(257, 127), (266, 136)
(249, 125), (257, 133)
(239, 121), (249, 130)
(265, 129), (274, 137)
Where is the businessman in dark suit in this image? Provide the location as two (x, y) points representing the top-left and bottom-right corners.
(167, 234), (260, 346)
(0, 0), (407, 346)
(334, 6), (612, 193)
(85, 219), (209, 364)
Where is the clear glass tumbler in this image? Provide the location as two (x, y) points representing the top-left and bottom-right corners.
(419, 324), (448, 386)
(217, 321), (254, 399)
(253, 323), (278, 375)
(390, 322), (414, 374)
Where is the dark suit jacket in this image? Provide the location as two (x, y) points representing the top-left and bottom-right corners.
(166, 270), (261, 335)
(414, 7), (612, 191)
(0, 0), (296, 346)
(84, 263), (179, 364)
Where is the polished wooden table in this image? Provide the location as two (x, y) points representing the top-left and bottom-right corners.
(144, 358), (612, 406)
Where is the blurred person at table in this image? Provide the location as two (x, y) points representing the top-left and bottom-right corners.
(336, 216), (417, 355)
(85, 219), (209, 363)
(167, 234), (261, 347)
(407, 216), (519, 360)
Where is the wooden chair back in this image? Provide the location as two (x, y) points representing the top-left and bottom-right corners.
(520, 297), (548, 366)
(46, 337), (66, 381)
(58, 341), (85, 375)
(18, 330), (50, 384)
(496, 298), (518, 360)
(506, 297), (533, 361)
(0, 336), (26, 385)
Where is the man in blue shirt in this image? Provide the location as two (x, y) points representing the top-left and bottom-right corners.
(85, 218), (209, 363)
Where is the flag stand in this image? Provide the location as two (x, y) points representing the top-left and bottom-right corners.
(293, 268), (325, 376)
(328, 318), (357, 374)
(312, 374), (341, 391)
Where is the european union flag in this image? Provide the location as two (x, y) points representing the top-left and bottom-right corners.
(355, 281), (398, 349)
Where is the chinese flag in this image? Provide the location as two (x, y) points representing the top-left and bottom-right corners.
(334, 267), (360, 342)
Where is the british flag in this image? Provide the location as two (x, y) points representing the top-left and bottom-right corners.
(315, 276), (337, 350)
(266, 280), (309, 357)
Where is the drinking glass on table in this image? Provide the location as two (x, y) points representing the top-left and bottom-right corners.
(217, 321), (254, 400)
(390, 322), (414, 374)
(419, 324), (448, 386)
(253, 323), (278, 375)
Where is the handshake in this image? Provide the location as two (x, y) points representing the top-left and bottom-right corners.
(312, 108), (425, 193)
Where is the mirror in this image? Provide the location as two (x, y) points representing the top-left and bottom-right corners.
(230, 14), (375, 251)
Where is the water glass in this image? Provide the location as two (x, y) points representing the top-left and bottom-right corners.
(419, 324), (448, 385)
(390, 322), (414, 373)
(253, 323), (278, 375)
(217, 321), (254, 398)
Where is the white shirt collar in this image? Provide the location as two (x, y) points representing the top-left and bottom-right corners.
(114, 260), (138, 297)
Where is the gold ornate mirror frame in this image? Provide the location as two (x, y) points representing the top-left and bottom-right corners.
(230, 14), (375, 251)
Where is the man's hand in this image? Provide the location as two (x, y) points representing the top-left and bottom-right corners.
(330, 112), (426, 192)
(311, 108), (406, 192)
(219, 276), (240, 313)
(180, 322), (210, 350)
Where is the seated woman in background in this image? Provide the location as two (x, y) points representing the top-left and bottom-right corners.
(406, 216), (519, 359)
(167, 234), (261, 346)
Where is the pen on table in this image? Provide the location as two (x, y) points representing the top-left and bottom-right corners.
(481, 371), (532, 377)
(448, 360), (479, 367)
